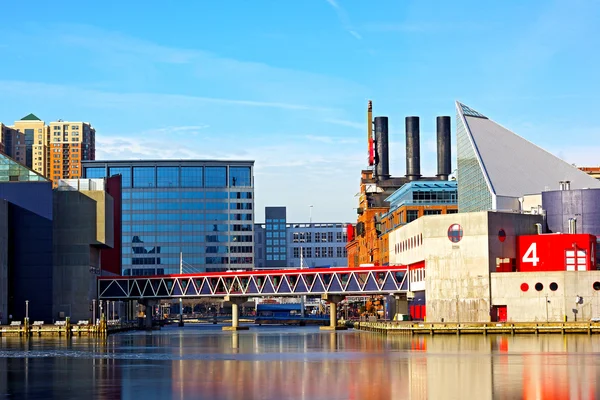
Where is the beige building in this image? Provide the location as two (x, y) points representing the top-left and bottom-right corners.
(1, 114), (96, 186)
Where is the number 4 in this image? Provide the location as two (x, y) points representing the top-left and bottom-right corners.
(522, 243), (539, 266)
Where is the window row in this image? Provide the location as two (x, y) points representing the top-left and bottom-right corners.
(266, 254), (287, 261)
(123, 201), (232, 211)
(292, 247), (347, 258)
(411, 268), (425, 282)
(122, 191), (253, 200)
(266, 246), (286, 254)
(412, 190), (457, 202)
(266, 231), (285, 238)
(266, 239), (289, 246)
(122, 234), (252, 243)
(266, 224), (286, 231)
(85, 166), (251, 188)
(395, 234), (423, 254)
(291, 232), (348, 243)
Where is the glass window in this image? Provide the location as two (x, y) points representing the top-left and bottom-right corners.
(181, 167), (203, 188)
(181, 191), (204, 199)
(206, 192), (228, 199)
(407, 210), (419, 223)
(181, 202), (204, 210)
(206, 202), (227, 210)
(424, 210), (442, 215)
(205, 167), (226, 188)
(109, 167), (131, 188)
(229, 166), (251, 187)
(85, 167), (106, 179)
(133, 167), (155, 188)
(157, 167), (179, 187)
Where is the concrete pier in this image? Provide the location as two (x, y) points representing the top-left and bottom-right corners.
(320, 294), (347, 331)
(356, 321), (600, 335)
(223, 296), (249, 331)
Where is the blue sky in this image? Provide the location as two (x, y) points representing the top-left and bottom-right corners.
(1, 0), (599, 222)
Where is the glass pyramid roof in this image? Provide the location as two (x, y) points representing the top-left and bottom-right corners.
(0, 152), (49, 182)
(458, 102), (488, 119)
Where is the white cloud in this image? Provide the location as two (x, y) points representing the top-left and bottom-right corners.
(324, 118), (364, 130)
(0, 80), (332, 112)
(324, 0), (362, 40)
(304, 134), (358, 144)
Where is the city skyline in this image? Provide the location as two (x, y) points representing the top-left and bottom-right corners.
(1, 0), (600, 222)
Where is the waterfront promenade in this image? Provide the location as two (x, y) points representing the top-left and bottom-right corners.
(355, 320), (600, 335)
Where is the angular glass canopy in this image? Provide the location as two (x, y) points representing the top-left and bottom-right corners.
(0, 152), (48, 182)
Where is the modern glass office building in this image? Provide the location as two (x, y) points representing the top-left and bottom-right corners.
(82, 160), (254, 276)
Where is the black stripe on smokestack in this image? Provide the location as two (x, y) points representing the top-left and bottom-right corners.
(436, 116), (451, 181)
(374, 116), (390, 180)
(405, 116), (421, 181)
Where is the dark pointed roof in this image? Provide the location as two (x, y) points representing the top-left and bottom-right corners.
(20, 113), (41, 121)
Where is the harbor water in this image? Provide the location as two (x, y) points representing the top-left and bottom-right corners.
(1, 325), (599, 399)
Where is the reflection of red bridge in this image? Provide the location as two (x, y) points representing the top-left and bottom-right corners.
(98, 266), (409, 300)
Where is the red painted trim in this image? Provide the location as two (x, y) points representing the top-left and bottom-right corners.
(98, 265), (409, 280)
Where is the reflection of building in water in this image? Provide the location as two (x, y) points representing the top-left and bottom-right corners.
(168, 332), (417, 399)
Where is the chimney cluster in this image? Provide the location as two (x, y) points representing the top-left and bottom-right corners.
(369, 103), (451, 182)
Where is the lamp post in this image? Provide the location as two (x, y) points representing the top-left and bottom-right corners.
(92, 299), (96, 324)
(25, 300), (29, 323)
(456, 295), (460, 324)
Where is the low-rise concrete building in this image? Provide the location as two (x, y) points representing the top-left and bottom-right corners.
(53, 179), (115, 321)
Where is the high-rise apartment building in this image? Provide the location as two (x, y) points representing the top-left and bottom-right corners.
(47, 120), (95, 183)
(0, 114), (96, 185)
(83, 160), (255, 276)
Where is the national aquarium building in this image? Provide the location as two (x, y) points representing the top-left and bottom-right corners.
(83, 160), (254, 276)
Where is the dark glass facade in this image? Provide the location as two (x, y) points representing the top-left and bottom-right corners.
(82, 160), (255, 275)
(0, 181), (54, 322)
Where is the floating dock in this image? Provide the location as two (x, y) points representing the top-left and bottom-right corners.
(0, 320), (139, 338)
(355, 321), (600, 335)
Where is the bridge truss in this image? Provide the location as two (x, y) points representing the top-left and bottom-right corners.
(98, 266), (409, 300)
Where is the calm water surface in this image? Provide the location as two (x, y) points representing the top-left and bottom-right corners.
(1, 325), (599, 399)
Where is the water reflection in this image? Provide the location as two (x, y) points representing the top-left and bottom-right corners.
(0, 327), (599, 399)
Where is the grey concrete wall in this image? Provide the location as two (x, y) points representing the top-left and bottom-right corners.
(0, 200), (7, 324)
(53, 190), (110, 322)
(425, 212), (492, 322)
(491, 271), (600, 322)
